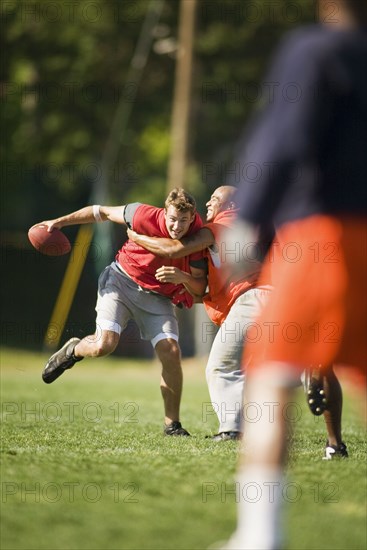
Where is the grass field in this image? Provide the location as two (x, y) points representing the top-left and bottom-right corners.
(1, 347), (366, 550)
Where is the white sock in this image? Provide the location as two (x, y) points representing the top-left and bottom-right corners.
(227, 466), (284, 550)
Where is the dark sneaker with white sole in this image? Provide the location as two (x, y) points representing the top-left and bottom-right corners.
(323, 441), (348, 460)
(163, 421), (190, 436)
(42, 337), (82, 384)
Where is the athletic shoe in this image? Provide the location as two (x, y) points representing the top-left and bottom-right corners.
(303, 365), (328, 415)
(42, 337), (82, 384)
(210, 431), (242, 441)
(323, 441), (349, 460)
(163, 421), (190, 436)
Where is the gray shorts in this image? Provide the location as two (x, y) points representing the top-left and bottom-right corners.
(95, 263), (179, 347)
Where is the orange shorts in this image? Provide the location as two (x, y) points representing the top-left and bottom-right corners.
(245, 215), (367, 375)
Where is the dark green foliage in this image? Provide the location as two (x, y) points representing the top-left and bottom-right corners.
(3, 0), (315, 222)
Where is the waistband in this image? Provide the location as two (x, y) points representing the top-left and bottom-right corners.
(111, 261), (164, 297)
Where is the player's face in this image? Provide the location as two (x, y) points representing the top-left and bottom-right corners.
(206, 189), (227, 222)
(164, 206), (195, 239)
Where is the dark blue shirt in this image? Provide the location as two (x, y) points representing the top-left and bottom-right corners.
(236, 25), (367, 227)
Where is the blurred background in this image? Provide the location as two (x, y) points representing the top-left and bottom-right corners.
(1, 0), (315, 357)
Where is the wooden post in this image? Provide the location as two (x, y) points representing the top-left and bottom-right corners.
(167, 0), (197, 192)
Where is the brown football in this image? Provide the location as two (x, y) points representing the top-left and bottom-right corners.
(28, 225), (71, 256)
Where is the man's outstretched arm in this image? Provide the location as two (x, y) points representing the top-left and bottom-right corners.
(127, 227), (215, 258)
(35, 205), (128, 232)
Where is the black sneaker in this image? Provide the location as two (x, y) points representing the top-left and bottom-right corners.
(209, 431), (242, 441)
(304, 366), (328, 415)
(163, 421), (190, 436)
(42, 337), (82, 384)
(323, 441), (349, 460)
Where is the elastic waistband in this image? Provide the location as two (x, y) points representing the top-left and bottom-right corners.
(112, 260), (131, 279)
(111, 262), (163, 297)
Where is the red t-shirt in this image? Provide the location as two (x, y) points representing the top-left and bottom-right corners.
(203, 209), (261, 325)
(116, 204), (204, 308)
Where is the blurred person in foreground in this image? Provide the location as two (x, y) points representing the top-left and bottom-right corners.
(222, 0), (367, 547)
(35, 188), (207, 436)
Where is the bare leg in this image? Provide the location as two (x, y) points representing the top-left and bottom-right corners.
(43, 329), (120, 384)
(155, 338), (183, 425)
(322, 365), (343, 446)
(74, 330), (120, 358)
(226, 363), (298, 550)
(240, 377), (289, 469)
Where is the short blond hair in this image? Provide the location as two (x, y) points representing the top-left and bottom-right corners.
(165, 188), (196, 213)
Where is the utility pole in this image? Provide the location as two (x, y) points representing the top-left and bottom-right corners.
(167, 0), (212, 358)
(167, 0), (197, 192)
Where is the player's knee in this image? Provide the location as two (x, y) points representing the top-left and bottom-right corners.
(93, 331), (119, 357)
(155, 338), (181, 363)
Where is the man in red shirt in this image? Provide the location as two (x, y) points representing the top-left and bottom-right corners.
(37, 188), (207, 436)
(128, 185), (271, 440)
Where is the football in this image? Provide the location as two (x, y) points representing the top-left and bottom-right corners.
(28, 224), (71, 256)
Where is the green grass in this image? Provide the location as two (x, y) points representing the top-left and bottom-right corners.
(1, 348), (366, 550)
